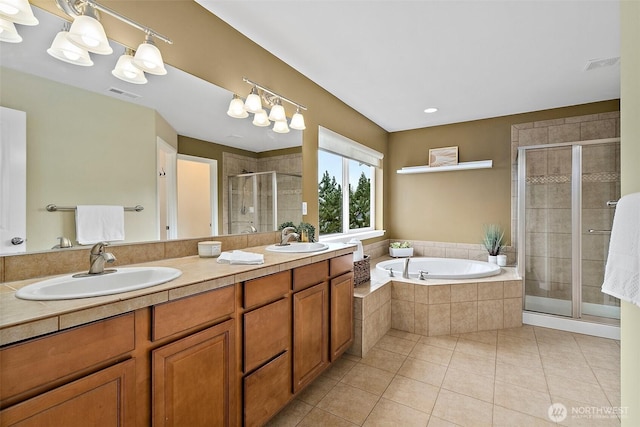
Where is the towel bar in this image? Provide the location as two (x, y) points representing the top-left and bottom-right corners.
(46, 204), (144, 212)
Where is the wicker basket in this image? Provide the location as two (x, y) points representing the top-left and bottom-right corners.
(353, 255), (370, 286)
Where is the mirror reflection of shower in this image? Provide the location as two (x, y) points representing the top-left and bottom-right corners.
(228, 171), (302, 234)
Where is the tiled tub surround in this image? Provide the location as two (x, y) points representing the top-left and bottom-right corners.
(349, 255), (522, 358)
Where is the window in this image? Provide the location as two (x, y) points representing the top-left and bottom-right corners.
(318, 127), (382, 238)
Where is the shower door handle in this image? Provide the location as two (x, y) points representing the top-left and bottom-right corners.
(606, 200), (618, 207)
(588, 229), (611, 234)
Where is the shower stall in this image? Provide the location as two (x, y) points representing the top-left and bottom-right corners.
(517, 138), (621, 325)
(227, 171), (302, 235)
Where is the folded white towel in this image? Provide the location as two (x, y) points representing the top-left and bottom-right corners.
(76, 205), (125, 245)
(602, 192), (640, 307)
(217, 250), (264, 265)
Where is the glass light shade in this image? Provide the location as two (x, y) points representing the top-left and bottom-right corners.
(268, 102), (286, 122)
(0, 17), (21, 43)
(227, 96), (248, 118)
(252, 109), (270, 127)
(132, 40), (167, 75)
(244, 89), (262, 113)
(273, 120), (290, 134)
(67, 15), (112, 55)
(290, 112), (306, 130)
(47, 30), (93, 66)
(0, 0), (38, 25)
(112, 53), (147, 84)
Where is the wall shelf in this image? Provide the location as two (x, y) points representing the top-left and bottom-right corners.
(396, 160), (493, 174)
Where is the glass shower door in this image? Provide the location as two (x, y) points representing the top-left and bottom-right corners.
(581, 142), (621, 320)
(522, 146), (574, 317)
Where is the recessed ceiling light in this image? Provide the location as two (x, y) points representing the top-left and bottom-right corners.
(424, 107), (438, 114)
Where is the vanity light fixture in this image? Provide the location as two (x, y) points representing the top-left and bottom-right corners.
(112, 48), (147, 84)
(230, 77), (307, 134)
(45, 0), (172, 81)
(0, 17), (22, 43)
(0, 0), (38, 26)
(47, 23), (93, 66)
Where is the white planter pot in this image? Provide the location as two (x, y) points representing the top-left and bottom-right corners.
(390, 247), (413, 258)
(488, 255), (498, 264)
(497, 254), (507, 267)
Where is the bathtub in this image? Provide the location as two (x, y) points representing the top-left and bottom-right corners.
(376, 257), (501, 280)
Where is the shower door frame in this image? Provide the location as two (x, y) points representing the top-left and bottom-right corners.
(517, 137), (620, 323)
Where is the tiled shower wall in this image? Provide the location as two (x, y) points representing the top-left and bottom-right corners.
(511, 112), (620, 306)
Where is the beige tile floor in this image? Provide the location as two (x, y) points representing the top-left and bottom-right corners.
(267, 326), (621, 427)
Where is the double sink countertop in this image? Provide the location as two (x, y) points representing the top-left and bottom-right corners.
(0, 243), (355, 346)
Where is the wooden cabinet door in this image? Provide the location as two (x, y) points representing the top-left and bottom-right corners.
(0, 359), (136, 427)
(292, 281), (329, 393)
(152, 319), (235, 427)
(330, 273), (354, 361)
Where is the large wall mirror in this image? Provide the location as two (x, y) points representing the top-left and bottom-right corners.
(0, 7), (302, 254)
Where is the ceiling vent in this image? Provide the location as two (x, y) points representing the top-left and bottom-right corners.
(584, 57), (620, 71)
(107, 87), (141, 99)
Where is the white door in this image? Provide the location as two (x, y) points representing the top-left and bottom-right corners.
(0, 107), (27, 254)
(157, 138), (177, 240)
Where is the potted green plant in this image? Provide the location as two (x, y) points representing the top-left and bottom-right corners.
(389, 241), (413, 258)
(482, 224), (504, 264)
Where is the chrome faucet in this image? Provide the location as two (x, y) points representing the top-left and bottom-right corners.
(279, 227), (299, 246)
(403, 257), (411, 279)
(88, 242), (116, 274)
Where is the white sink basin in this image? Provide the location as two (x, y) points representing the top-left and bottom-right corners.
(15, 267), (182, 301)
(265, 242), (330, 253)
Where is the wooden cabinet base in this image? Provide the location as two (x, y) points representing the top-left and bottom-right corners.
(0, 359), (135, 427)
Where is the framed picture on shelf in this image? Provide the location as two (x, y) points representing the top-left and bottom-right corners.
(428, 146), (459, 167)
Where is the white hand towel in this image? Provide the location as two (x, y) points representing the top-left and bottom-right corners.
(76, 205), (125, 245)
(602, 192), (640, 307)
(217, 250), (264, 265)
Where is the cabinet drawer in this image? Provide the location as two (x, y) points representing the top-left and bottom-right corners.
(244, 351), (291, 427)
(0, 313), (135, 406)
(244, 297), (290, 373)
(152, 285), (235, 341)
(293, 260), (328, 292)
(244, 271), (290, 309)
(330, 254), (353, 277)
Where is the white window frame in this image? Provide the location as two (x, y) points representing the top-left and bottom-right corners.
(318, 127), (384, 243)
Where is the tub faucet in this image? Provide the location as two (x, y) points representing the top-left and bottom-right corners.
(403, 258), (411, 279)
(88, 242), (116, 275)
(279, 227), (299, 246)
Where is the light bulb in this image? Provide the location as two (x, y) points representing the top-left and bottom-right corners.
(290, 110), (306, 130)
(47, 30), (93, 66)
(244, 87), (262, 113)
(252, 109), (270, 127)
(67, 15), (112, 55)
(132, 37), (167, 75)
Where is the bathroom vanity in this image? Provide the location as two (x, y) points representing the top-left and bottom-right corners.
(0, 245), (354, 426)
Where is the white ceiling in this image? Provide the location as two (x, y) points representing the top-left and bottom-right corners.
(197, 0), (620, 132)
